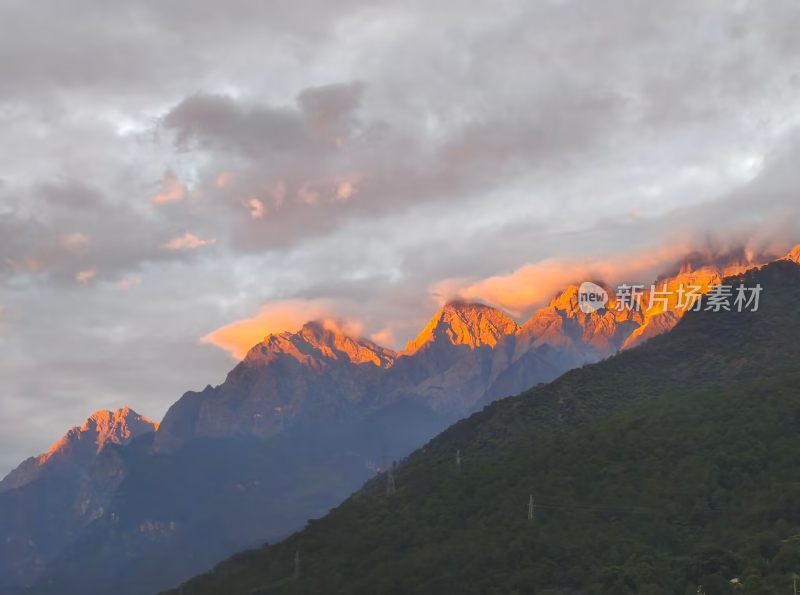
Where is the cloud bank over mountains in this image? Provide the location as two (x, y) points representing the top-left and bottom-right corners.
(2, 0), (800, 473)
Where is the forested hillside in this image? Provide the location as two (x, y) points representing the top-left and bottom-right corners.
(169, 261), (800, 595)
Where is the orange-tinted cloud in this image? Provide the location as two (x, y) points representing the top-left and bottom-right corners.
(201, 300), (348, 359)
(245, 198), (266, 219)
(61, 232), (90, 253)
(150, 171), (186, 205)
(369, 326), (396, 347)
(434, 244), (695, 317)
(116, 275), (142, 290)
(297, 182), (320, 205)
(335, 176), (362, 201)
(162, 233), (216, 250)
(296, 174), (362, 205)
(75, 267), (96, 284)
(215, 171), (234, 188)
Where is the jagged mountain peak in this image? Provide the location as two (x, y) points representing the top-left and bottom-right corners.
(297, 321), (395, 365)
(401, 301), (519, 355)
(518, 249), (779, 354)
(73, 407), (158, 452)
(156, 322), (397, 451)
(620, 256), (770, 350)
(516, 281), (641, 354)
(42, 407), (157, 462)
(244, 320), (395, 368)
(542, 284), (580, 315)
(0, 407), (157, 493)
(783, 243), (800, 264)
(547, 283), (611, 316)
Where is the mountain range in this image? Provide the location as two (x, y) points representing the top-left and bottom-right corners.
(1, 245), (797, 594)
(167, 255), (800, 595)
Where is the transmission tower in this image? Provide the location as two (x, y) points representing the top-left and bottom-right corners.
(386, 463), (396, 494)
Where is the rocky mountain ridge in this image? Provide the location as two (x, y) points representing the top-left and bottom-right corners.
(0, 408), (157, 590)
(154, 247), (780, 451)
(0, 408), (157, 493)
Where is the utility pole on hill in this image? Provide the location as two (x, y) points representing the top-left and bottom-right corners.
(456, 449), (461, 471)
(294, 549), (300, 579)
(387, 463), (396, 495)
(528, 494), (534, 521)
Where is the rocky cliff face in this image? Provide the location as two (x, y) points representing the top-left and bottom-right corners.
(474, 285), (645, 407)
(401, 301), (518, 354)
(783, 244), (800, 264)
(515, 284), (643, 352)
(375, 302), (518, 414)
(0, 408), (157, 493)
(0, 409), (156, 589)
(620, 260), (762, 350)
(155, 321), (396, 451)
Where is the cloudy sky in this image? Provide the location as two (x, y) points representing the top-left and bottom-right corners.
(2, 0), (800, 474)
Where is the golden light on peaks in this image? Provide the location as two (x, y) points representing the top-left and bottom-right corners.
(784, 243), (800, 264)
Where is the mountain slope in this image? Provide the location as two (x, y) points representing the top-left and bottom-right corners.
(0, 408), (157, 493)
(155, 321), (396, 451)
(377, 302), (521, 415)
(168, 260), (800, 595)
(401, 301), (518, 354)
(476, 284), (642, 408)
(29, 308), (522, 595)
(0, 409), (156, 590)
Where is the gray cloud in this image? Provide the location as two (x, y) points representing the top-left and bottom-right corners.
(3, 0), (800, 474)
(0, 178), (220, 285)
